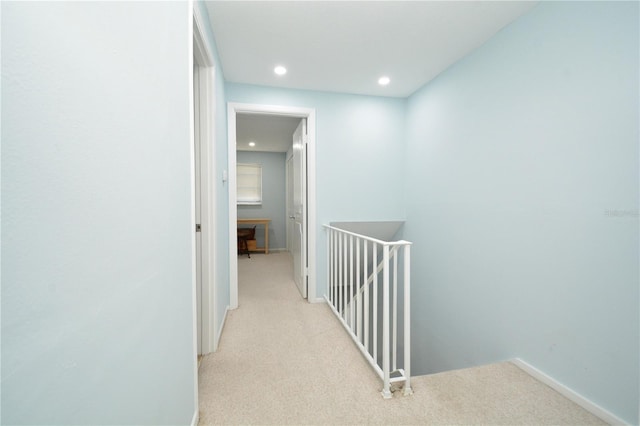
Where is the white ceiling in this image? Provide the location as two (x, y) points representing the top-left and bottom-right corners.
(205, 1), (538, 98)
(236, 114), (301, 153)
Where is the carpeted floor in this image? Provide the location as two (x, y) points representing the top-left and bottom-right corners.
(198, 252), (604, 425)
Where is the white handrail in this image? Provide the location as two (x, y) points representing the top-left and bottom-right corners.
(324, 224), (411, 247)
(324, 224), (413, 399)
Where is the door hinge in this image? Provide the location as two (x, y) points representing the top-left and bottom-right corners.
(195, 224), (201, 232)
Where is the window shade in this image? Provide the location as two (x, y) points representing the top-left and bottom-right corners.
(237, 163), (262, 205)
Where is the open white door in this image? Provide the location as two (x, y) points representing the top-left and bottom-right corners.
(292, 119), (307, 298)
(286, 153), (294, 252)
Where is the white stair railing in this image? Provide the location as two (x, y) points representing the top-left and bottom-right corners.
(324, 224), (413, 398)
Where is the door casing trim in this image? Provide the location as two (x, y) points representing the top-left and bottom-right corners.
(227, 103), (318, 308)
(192, 2), (217, 357)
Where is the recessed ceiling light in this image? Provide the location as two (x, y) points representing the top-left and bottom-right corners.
(274, 65), (287, 76)
(378, 76), (390, 86)
(248, 142), (256, 147)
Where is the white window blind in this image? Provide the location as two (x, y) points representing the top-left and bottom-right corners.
(237, 163), (262, 205)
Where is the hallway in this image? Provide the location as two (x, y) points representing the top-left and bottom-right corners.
(197, 253), (603, 425)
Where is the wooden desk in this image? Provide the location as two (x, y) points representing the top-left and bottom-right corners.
(237, 218), (271, 254)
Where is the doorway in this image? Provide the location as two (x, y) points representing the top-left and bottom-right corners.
(228, 103), (318, 308)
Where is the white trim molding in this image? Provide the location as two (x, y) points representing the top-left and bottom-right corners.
(228, 103), (317, 309)
(511, 358), (627, 425)
(190, 410), (199, 426)
(193, 2), (214, 66)
(214, 306), (229, 351)
(192, 0), (217, 356)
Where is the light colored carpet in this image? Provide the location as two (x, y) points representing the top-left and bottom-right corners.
(198, 252), (604, 425)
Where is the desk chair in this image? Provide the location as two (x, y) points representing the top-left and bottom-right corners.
(237, 226), (256, 258)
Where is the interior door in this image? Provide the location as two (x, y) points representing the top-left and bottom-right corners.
(286, 154), (294, 253)
(292, 119), (307, 298)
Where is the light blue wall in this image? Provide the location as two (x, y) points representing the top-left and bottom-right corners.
(404, 2), (639, 423)
(226, 83), (407, 299)
(195, 1), (230, 351)
(2, 2), (196, 424)
(237, 151), (287, 250)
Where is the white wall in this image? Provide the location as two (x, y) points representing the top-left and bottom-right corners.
(404, 2), (639, 423)
(2, 2), (196, 423)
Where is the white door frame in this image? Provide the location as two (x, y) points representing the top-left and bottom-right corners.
(192, 4), (217, 355)
(228, 103), (318, 308)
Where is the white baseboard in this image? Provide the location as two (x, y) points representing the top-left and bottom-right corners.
(269, 248), (288, 253)
(308, 297), (325, 304)
(243, 248), (288, 254)
(214, 306), (229, 351)
(191, 409), (199, 426)
(511, 358), (627, 425)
